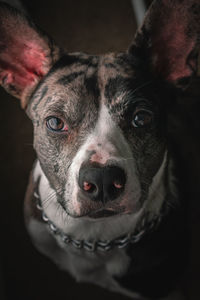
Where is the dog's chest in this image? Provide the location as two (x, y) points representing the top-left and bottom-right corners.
(27, 215), (132, 294)
(56, 235), (131, 279)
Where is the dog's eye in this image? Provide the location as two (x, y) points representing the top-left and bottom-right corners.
(132, 109), (153, 128)
(46, 117), (68, 132)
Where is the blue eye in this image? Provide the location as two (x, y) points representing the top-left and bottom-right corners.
(46, 117), (68, 132)
(132, 109), (153, 128)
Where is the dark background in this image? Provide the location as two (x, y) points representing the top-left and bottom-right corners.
(1, 0), (200, 299)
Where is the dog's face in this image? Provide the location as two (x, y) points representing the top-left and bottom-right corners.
(28, 53), (167, 218)
(0, 1), (200, 219)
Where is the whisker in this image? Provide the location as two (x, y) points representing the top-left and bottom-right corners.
(42, 191), (56, 205)
(55, 202), (62, 219)
(62, 208), (67, 224)
(131, 80), (153, 96)
(122, 80), (153, 108)
(41, 187), (63, 207)
(121, 157), (134, 161)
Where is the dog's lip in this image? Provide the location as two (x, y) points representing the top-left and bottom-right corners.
(86, 208), (123, 219)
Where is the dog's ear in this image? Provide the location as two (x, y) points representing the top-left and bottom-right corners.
(0, 3), (60, 108)
(129, 0), (200, 88)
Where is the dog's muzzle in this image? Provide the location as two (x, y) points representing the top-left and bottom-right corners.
(78, 165), (126, 203)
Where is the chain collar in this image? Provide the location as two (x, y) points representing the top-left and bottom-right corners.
(33, 189), (162, 252)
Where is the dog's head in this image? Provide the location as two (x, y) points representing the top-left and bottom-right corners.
(0, 1), (200, 220)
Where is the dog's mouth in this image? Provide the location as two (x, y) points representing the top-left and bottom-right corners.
(87, 209), (120, 219)
(82, 206), (127, 219)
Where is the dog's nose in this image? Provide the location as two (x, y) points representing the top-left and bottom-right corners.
(78, 166), (126, 203)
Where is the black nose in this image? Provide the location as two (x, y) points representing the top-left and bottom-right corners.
(78, 166), (126, 203)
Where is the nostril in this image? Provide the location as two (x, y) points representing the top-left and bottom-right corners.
(113, 182), (124, 189)
(104, 167), (126, 201)
(83, 181), (96, 193)
(105, 179), (125, 201)
(83, 181), (92, 191)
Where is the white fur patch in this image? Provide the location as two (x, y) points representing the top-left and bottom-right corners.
(65, 104), (141, 216)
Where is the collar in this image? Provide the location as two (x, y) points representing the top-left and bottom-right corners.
(33, 188), (163, 252)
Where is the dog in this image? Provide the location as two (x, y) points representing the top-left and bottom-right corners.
(0, 0), (200, 299)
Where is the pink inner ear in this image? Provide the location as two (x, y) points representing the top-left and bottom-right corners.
(152, 10), (196, 83)
(0, 39), (46, 94)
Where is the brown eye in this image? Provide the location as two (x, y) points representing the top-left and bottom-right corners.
(132, 109), (153, 128)
(46, 117), (68, 132)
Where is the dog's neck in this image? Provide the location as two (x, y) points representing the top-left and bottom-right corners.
(33, 187), (162, 252)
(32, 151), (178, 242)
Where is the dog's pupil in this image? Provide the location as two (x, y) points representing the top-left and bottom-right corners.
(133, 111), (153, 128)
